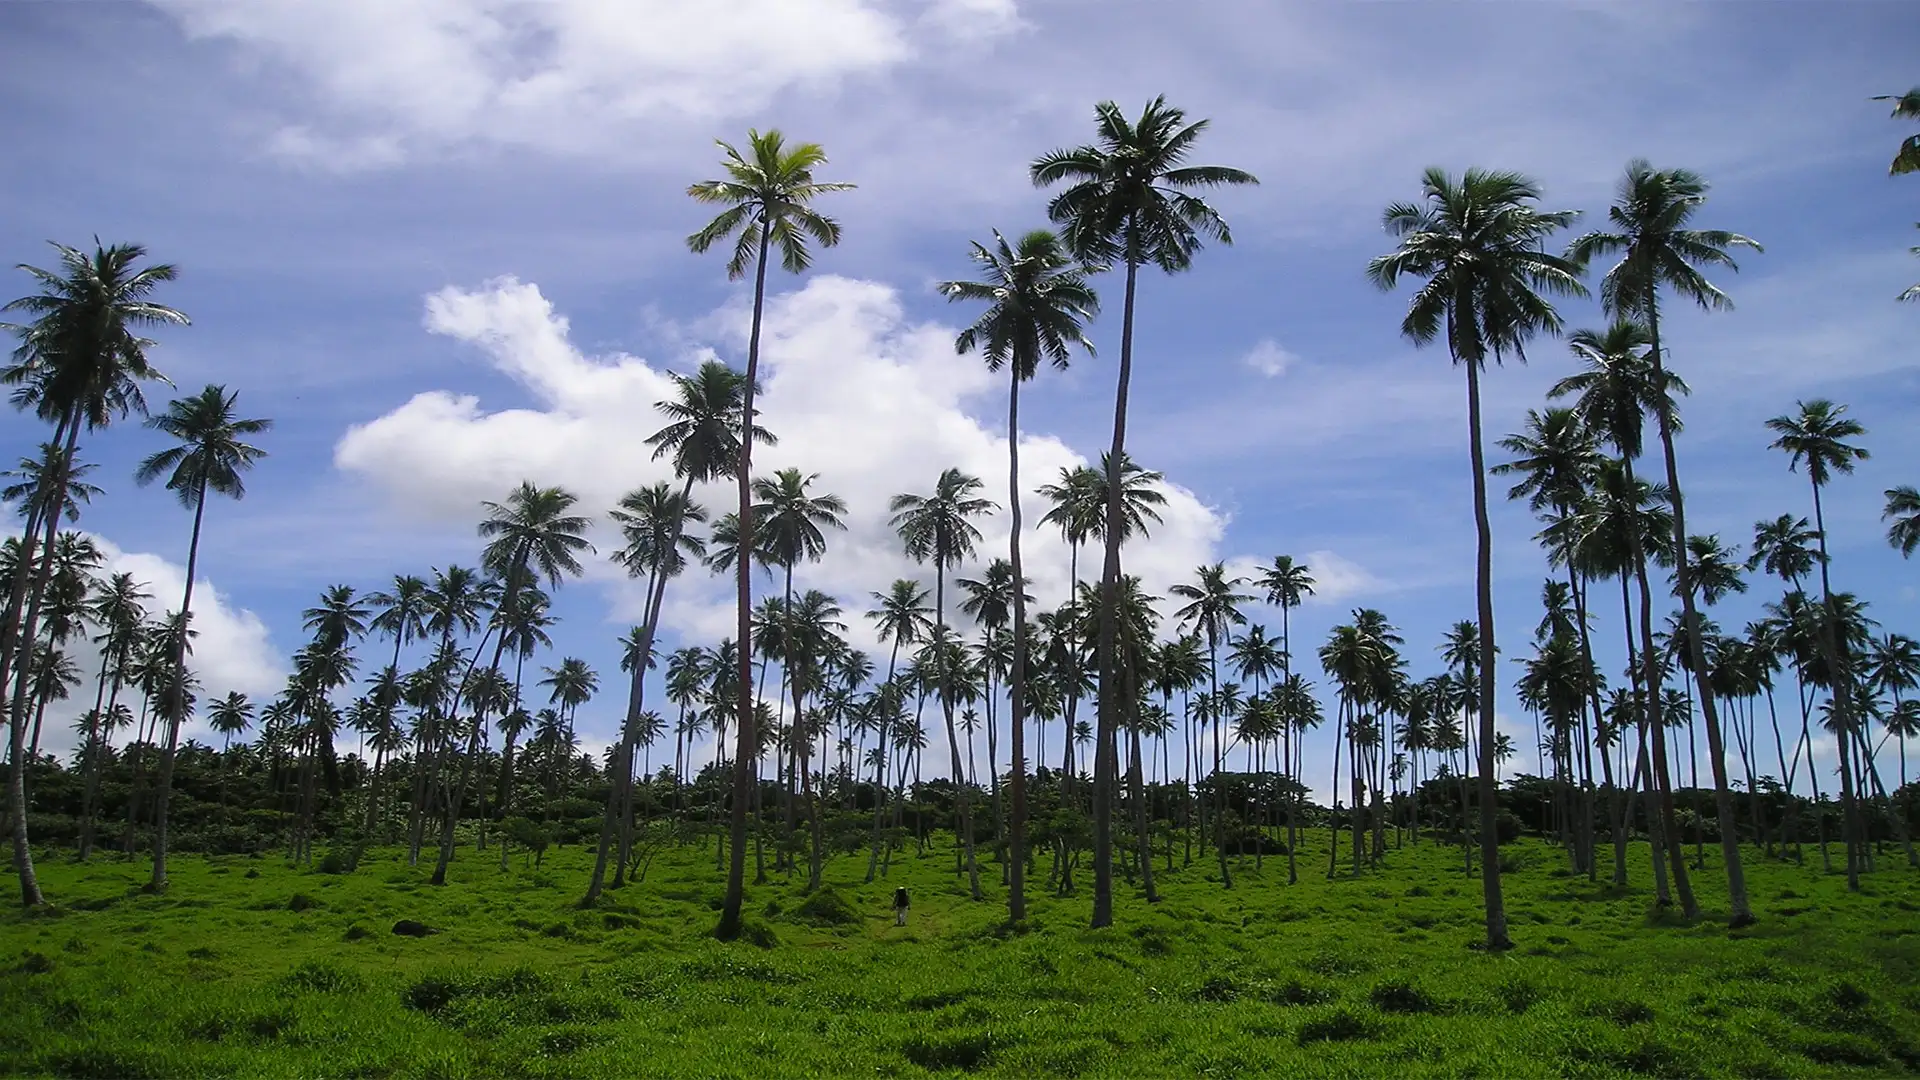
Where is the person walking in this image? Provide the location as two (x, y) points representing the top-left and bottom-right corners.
(892, 887), (910, 927)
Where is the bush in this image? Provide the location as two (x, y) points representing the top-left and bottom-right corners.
(791, 885), (859, 927)
(286, 893), (318, 913)
(318, 845), (363, 874)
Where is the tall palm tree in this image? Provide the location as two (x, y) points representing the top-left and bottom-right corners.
(1171, 562), (1252, 887)
(1884, 486), (1920, 557)
(890, 468), (997, 900)
(131, 384), (269, 891)
(585, 360), (769, 902)
(1569, 160), (1761, 925)
(1033, 97), (1254, 927)
(940, 225), (1097, 922)
(367, 575), (431, 677)
(1, 240), (184, 906)
(688, 130), (851, 938)
(1368, 167), (1584, 948)
(864, 579), (934, 882)
(1546, 320), (1703, 907)
(1766, 399), (1873, 888)
(1252, 555), (1315, 883)
(431, 483), (592, 885)
(78, 571), (149, 859)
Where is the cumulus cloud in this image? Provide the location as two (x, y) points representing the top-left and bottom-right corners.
(1241, 338), (1298, 378)
(153, 0), (1017, 168)
(337, 274), (1237, 658)
(34, 535), (286, 761)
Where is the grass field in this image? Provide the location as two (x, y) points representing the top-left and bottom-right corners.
(2, 833), (1917, 1078)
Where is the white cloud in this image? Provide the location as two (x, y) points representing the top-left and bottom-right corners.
(336, 274), (1227, 657)
(1241, 338), (1298, 378)
(153, 0), (1017, 168)
(35, 535), (286, 761)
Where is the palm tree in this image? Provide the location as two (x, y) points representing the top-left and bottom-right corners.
(1766, 399), (1873, 889)
(688, 130), (851, 938)
(1884, 486), (1920, 557)
(130, 384), (269, 891)
(940, 225), (1097, 922)
(890, 468), (998, 900)
(367, 575), (431, 677)
(1033, 97), (1254, 927)
(1368, 167), (1584, 948)
(431, 483), (592, 885)
(1252, 555), (1315, 882)
(1, 240), (184, 906)
(1568, 160), (1761, 924)
(78, 571), (149, 859)
(865, 579), (934, 881)
(585, 360), (769, 902)
(1171, 562), (1252, 886)
(206, 690), (253, 822)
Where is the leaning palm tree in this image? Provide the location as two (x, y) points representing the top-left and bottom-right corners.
(131, 384), (269, 891)
(890, 468), (998, 900)
(1032, 96), (1255, 928)
(431, 483), (592, 886)
(939, 226), (1097, 921)
(688, 130), (851, 939)
(1885, 486), (1920, 557)
(1568, 160), (1761, 925)
(1368, 166), (1584, 949)
(1766, 399), (1873, 889)
(1, 240), (184, 906)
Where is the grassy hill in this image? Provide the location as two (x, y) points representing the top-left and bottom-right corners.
(3, 835), (1917, 1078)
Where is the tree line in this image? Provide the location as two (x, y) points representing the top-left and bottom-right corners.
(4, 92), (1919, 952)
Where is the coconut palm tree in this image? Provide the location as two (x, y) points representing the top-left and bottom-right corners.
(890, 469), (997, 900)
(130, 384), (269, 891)
(865, 579), (933, 881)
(431, 483), (592, 885)
(77, 571), (149, 859)
(367, 575), (431, 676)
(1367, 167), (1584, 948)
(585, 361), (769, 902)
(687, 129), (852, 938)
(1884, 486), (1920, 557)
(1, 240), (184, 905)
(1766, 399), (1873, 888)
(1171, 563), (1252, 886)
(1032, 97), (1254, 927)
(940, 225), (1097, 921)
(1568, 160), (1761, 924)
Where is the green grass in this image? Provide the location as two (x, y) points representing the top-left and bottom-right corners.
(3, 834), (1917, 1078)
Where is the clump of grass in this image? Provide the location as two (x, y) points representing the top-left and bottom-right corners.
(286, 893), (318, 912)
(282, 959), (365, 994)
(1190, 975), (1240, 1003)
(790, 885), (859, 927)
(901, 1029), (993, 1070)
(1296, 1007), (1384, 1044)
(1269, 979), (1337, 1007)
(1368, 979), (1438, 1014)
(1493, 977), (1542, 1014)
(16, 950), (53, 974)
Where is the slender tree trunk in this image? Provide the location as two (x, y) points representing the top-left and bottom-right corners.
(144, 479), (211, 892)
(5, 418), (74, 906)
(1807, 480), (1864, 890)
(1642, 295), (1751, 923)
(719, 229), (772, 939)
(1089, 247), (1140, 930)
(933, 570), (982, 900)
(1463, 358), (1509, 948)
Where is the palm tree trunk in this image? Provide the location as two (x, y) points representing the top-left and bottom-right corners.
(1643, 297), (1752, 923)
(144, 478), (208, 891)
(934, 565), (982, 901)
(1462, 357), (1509, 948)
(1328, 699), (1345, 879)
(1807, 479), (1864, 889)
(719, 227), (772, 940)
(1088, 246), (1140, 930)
(4, 417), (75, 906)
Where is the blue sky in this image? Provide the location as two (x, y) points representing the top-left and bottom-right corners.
(2, 1), (1915, 796)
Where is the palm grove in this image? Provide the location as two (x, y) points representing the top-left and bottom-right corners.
(6, 95), (1920, 950)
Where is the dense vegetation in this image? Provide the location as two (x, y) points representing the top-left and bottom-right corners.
(0, 84), (1917, 1076)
